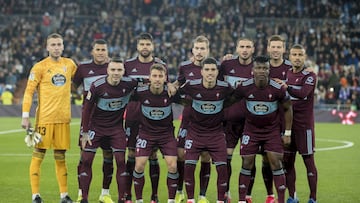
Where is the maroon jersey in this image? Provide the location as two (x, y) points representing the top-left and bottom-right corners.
(177, 60), (202, 84)
(233, 79), (289, 135)
(73, 60), (108, 97)
(269, 59), (292, 81)
(219, 56), (253, 87)
(124, 56), (167, 121)
(180, 79), (233, 135)
(124, 56), (167, 84)
(286, 68), (317, 130)
(133, 85), (179, 135)
(176, 60), (203, 131)
(82, 76), (137, 133)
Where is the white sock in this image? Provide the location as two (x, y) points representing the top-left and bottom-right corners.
(101, 188), (110, 195)
(60, 192), (68, 199)
(32, 193), (40, 200)
(78, 189), (82, 196)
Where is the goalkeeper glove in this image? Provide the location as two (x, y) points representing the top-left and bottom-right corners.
(24, 128), (42, 147)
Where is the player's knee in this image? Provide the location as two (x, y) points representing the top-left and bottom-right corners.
(135, 163), (146, 173)
(54, 150), (65, 161)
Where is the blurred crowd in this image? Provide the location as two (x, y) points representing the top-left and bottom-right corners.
(0, 0), (359, 109)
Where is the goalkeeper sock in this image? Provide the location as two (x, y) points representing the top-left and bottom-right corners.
(30, 150), (45, 194)
(55, 151), (68, 193)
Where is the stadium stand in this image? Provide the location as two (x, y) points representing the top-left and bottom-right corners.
(0, 0), (359, 111)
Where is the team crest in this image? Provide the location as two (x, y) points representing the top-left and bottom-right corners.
(86, 91), (92, 100)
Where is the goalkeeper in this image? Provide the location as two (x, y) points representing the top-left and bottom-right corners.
(21, 33), (77, 203)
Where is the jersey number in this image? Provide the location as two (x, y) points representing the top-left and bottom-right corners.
(136, 139), (147, 148)
(241, 135), (250, 145)
(184, 140), (193, 149)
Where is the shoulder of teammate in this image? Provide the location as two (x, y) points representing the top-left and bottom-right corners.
(79, 59), (93, 65)
(284, 59), (292, 66)
(179, 60), (192, 67)
(154, 57), (166, 65)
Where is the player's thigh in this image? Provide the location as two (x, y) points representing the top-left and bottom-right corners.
(36, 123), (70, 150)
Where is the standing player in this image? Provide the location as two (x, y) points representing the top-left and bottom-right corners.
(21, 33), (77, 203)
(256, 34), (293, 203)
(234, 55), (293, 203)
(73, 39), (115, 203)
(172, 35), (212, 203)
(79, 58), (138, 203)
(132, 64), (179, 203)
(220, 37), (254, 203)
(180, 57), (232, 203)
(275, 44), (318, 203)
(124, 32), (167, 203)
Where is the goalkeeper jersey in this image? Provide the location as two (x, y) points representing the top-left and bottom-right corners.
(22, 56), (77, 124)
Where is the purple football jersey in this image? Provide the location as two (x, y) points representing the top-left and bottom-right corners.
(73, 60), (108, 97)
(269, 59), (292, 81)
(233, 79), (289, 135)
(177, 60), (202, 85)
(180, 79), (233, 135)
(82, 76), (137, 133)
(134, 85), (179, 134)
(286, 68), (317, 130)
(219, 56), (253, 87)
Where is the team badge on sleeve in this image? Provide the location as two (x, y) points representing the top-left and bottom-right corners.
(86, 91), (92, 100)
(305, 76), (315, 85)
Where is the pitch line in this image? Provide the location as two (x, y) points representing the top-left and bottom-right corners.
(315, 138), (354, 151)
(0, 122), (81, 135)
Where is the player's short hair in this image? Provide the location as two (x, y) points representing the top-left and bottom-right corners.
(267, 35), (286, 46)
(92, 39), (107, 47)
(236, 37), (255, 47)
(201, 57), (218, 68)
(137, 32), (153, 43)
(110, 54), (123, 63)
(193, 35), (210, 48)
(253, 55), (270, 63)
(47, 33), (63, 40)
(150, 63), (167, 74)
(290, 44), (305, 51)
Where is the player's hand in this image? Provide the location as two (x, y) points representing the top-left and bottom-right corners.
(282, 136), (291, 146)
(273, 78), (288, 88)
(21, 117), (31, 130)
(222, 54), (233, 61)
(81, 132), (92, 150)
(167, 82), (178, 97)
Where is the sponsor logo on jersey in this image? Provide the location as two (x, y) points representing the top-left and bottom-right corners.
(201, 103), (216, 112)
(248, 94), (254, 98)
(253, 103), (269, 113)
(195, 93), (202, 98)
(131, 68), (138, 72)
(230, 69), (235, 74)
(189, 72), (194, 76)
(144, 99), (150, 104)
(52, 74), (66, 86)
(149, 109), (165, 118)
(88, 70), (95, 74)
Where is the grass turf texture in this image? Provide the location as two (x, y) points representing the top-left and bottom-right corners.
(0, 117), (359, 202)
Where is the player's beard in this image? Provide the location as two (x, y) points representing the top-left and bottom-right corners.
(140, 50), (151, 58)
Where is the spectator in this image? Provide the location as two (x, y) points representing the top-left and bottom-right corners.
(1, 85), (14, 105)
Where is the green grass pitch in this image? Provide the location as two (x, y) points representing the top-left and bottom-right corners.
(0, 117), (359, 202)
